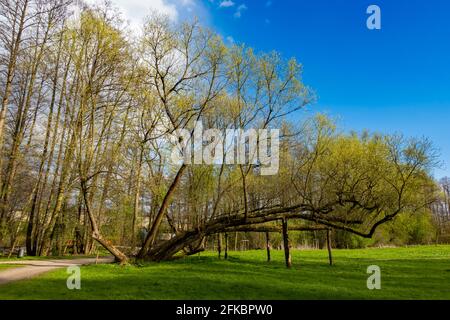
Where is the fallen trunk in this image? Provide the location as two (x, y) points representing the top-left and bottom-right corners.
(140, 202), (370, 261)
(143, 204), (337, 261)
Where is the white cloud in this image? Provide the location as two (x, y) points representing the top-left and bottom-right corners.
(84, 0), (178, 32)
(226, 36), (234, 43)
(219, 1), (235, 8)
(84, 0), (210, 32)
(181, 0), (195, 5)
(233, 4), (247, 18)
(148, 0), (179, 20)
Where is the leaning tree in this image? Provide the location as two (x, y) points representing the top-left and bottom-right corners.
(0, 2), (439, 263)
(68, 9), (439, 263)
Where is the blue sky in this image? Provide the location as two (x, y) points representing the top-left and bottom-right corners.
(204, 0), (450, 179)
(101, 0), (450, 179)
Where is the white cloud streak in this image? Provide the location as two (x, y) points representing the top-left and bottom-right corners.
(234, 4), (247, 18)
(219, 1), (235, 8)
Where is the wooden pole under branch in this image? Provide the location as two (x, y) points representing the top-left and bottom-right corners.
(326, 228), (333, 266)
(224, 233), (228, 260)
(217, 233), (222, 259)
(281, 218), (292, 268)
(265, 231), (271, 262)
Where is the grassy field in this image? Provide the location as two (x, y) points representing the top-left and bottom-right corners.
(1, 245), (450, 300)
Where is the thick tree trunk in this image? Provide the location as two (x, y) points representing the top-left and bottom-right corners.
(81, 179), (128, 264)
(138, 164), (187, 258)
(265, 231), (271, 262)
(132, 146), (144, 246)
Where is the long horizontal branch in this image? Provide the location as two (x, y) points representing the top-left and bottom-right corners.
(224, 225), (329, 233)
(145, 204), (362, 260)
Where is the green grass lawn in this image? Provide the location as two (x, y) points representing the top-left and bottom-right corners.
(1, 245), (450, 300)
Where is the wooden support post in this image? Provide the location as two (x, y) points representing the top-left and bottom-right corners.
(217, 233), (222, 259)
(265, 231), (271, 262)
(326, 228), (333, 266)
(224, 233), (228, 260)
(281, 218), (292, 268)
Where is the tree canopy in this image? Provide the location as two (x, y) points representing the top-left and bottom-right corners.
(0, 1), (439, 263)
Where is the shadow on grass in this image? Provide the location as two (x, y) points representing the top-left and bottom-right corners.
(1, 249), (450, 300)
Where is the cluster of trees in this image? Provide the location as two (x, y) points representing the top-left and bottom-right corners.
(430, 178), (450, 243)
(0, 0), (441, 263)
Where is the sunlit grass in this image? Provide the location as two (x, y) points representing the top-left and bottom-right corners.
(1, 245), (450, 300)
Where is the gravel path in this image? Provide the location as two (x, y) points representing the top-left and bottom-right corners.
(0, 257), (114, 285)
